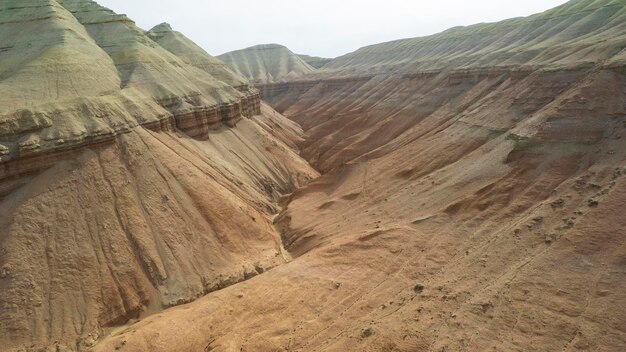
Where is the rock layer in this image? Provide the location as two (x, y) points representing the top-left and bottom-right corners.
(0, 0), (262, 164)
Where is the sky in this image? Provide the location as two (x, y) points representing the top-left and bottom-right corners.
(96, 0), (569, 58)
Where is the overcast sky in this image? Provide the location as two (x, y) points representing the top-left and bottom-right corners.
(96, 0), (569, 58)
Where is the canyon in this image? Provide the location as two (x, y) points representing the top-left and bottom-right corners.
(1, 0), (626, 351)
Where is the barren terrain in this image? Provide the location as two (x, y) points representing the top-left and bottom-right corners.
(1, 0), (625, 351)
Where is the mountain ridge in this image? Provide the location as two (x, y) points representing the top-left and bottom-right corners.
(276, 0), (626, 80)
(218, 43), (315, 84)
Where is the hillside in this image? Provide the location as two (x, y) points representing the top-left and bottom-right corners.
(0, 1), (317, 350)
(146, 22), (251, 91)
(315, 0), (626, 77)
(218, 44), (315, 84)
(3, 0), (626, 351)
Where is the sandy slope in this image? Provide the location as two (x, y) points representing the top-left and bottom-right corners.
(0, 103), (318, 350)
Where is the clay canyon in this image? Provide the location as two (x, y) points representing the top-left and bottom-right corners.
(0, 0), (625, 351)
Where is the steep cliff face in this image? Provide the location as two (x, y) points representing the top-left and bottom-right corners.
(0, 1), (317, 350)
(218, 44), (316, 84)
(94, 1), (626, 351)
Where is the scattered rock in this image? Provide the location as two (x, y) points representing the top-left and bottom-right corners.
(114, 340), (127, 350)
(81, 333), (100, 348)
(243, 271), (257, 280)
(551, 199), (565, 209)
(254, 264), (264, 274)
(574, 178), (587, 190)
(480, 303), (493, 313)
(564, 219), (575, 228)
(0, 264), (11, 279)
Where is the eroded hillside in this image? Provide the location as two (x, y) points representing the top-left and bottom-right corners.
(2, 0), (626, 351)
(0, 1), (317, 350)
